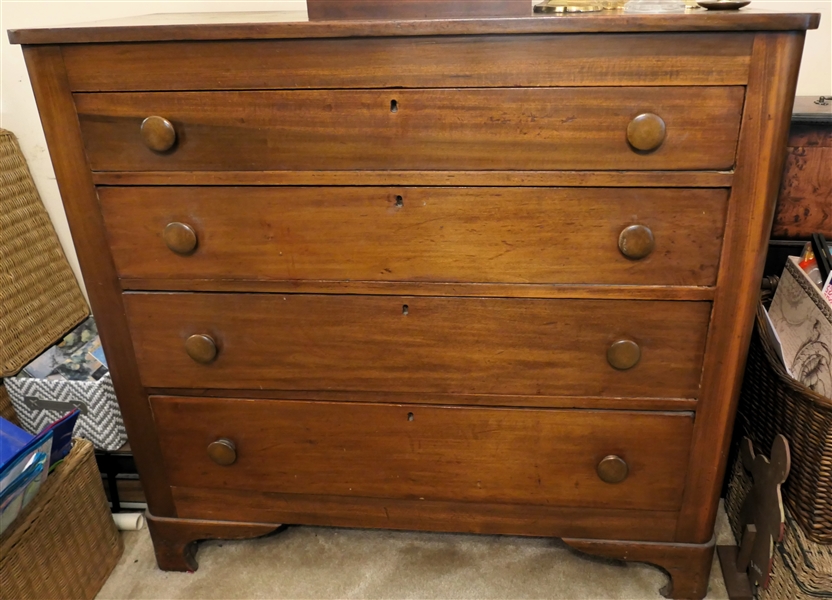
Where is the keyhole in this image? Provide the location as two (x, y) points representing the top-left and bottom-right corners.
(390, 99), (398, 113)
(407, 412), (414, 421)
(395, 195), (403, 208)
(402, 304), (409, 316)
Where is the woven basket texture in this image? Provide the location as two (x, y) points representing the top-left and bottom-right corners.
(725, 456), (831, 599)
(734, 302), (832, 544)
(0, 381), (21, 425)
(0, 128), (89, 377)
(0, 438), (123, 600)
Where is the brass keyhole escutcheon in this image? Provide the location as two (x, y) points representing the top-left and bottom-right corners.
(140, 116), (177, 152)
(207, 438), (237, 466)
(597, 455), (629, 484)
(163, 222), (197, 255)
(185, 334), (217, 364)
(607, 339), (641, 371)
(618, 224), (655, 260)
(627, 113), (666, 152)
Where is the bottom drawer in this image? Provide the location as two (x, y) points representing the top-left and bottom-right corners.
(152, 396), (693, 513)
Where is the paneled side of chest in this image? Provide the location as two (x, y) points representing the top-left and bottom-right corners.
(16, 21), (809, 599)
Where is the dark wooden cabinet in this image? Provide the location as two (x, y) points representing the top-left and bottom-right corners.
(9, 8), (819, 599)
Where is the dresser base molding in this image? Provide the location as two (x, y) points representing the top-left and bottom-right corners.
(145, 510), (712, 599)
(562, 536), (716, 600)
(145, 513), (281, 572)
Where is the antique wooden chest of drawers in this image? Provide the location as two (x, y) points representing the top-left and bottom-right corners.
(10, 8), (819, 599)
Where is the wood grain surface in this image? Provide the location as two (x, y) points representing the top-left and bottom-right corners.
(171, 488), (680, 542)
(772, 121), (832, 239)
(61, 34), (752, 92)
(124, 293), (711, 398)
(20, 46), (176, 516)
(675, 32), (806, 543)
(145, 387), (698, 411)
(7, 10), (820, 45)
(91, 170), (735, 188)
(99, 186), (728, 286)
(152, 396), (694, 511)
(75, 87), (745, 172)
(118, 279), (717, 301)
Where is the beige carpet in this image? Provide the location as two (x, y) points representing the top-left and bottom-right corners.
(97, 505), (733, 599)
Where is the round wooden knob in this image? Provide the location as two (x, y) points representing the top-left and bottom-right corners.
(627, 113), (666, 152)
(607, 339), (641, 370)
(207, 438), (236, 466)
(163, 222), (197, 255)
(185, 334), (217, 364)
(140, 116), (176, 152)
(597, 455), (629, 484)
(618, 224), (655, 260)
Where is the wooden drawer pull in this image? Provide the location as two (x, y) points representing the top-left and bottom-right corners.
(185, 334), (217, 364)
(597, 455), (629, 484)
(163, 222), (197, 255)
(607, 339), (641, 371)
(207, 438), (237, 466)
(618, 224), (654, 260)
(627, 113), (666, 152)
(140, 116), (176, 152)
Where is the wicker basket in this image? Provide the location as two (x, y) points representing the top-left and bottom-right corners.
(0, 439), (123, 600)
(0, 380), (20, 426)
(734, 301), (832, 544)
(0, 128), (89, 377)
(725, 457), (831, 599)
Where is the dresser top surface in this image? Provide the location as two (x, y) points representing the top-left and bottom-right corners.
(8, 8), (819, 45)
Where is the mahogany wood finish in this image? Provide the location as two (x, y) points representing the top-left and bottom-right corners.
(12, 9), (817, 599)
(75, 87), (744, 172)
(99, 187), (728, 287)
(121, 279), (717, 301)
(7, 11), (820, 45)
(676, 32), (807, 544)
(19, 46), (176, 515)
(92, 170), (735, 187)
(146, 513), (278, 572)
(563, 536), (716, 599)
(171, 488), (681, 542)
(152, 396), (694, 511)
(124, 293), (711, 399)
(61, 34), (753, 92)
(149, 388), (699, 411)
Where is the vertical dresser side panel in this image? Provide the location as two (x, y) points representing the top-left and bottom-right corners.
(20, 45), (176, 516)
(675, 31), (806, 543)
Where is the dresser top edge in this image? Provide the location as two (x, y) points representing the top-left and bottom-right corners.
(7, 9), (820, 45)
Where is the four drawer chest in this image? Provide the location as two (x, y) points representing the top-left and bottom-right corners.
(9, 7), (820, 598)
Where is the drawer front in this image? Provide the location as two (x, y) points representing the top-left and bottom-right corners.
(101, 186), (728, 287)
(62, 34), (753, 92)
(151, 396), (694, 512)
(125, 293), (711, 398)
(75, 87), (744, 172)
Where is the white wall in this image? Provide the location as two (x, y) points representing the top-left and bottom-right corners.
(2, 0), (830, 299)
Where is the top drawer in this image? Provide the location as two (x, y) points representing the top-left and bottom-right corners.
(75, 87), (744, 172)
(60, 34), (753, 91)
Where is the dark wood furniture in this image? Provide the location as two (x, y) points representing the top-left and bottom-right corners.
(9, 8), (819, 599)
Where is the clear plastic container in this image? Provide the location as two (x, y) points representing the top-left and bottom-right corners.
(624, 0), (686, 12)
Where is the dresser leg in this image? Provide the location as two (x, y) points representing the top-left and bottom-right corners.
(146, 512), (281, 572)
(562, 535), (715, 600)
